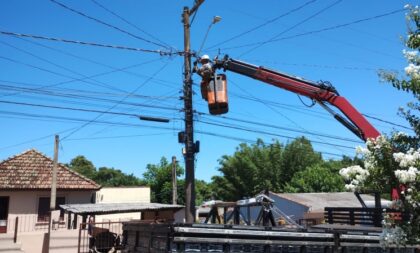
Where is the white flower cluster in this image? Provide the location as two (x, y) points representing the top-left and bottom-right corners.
(395, 167), (419, 184)
(393, 148), (420, 167)
(405, 63), (420, 79)
(339, 165), (370, 191)
(355, 145), (370, 156)
(380, 221), (407, 247)
(403, 49), (418, 62)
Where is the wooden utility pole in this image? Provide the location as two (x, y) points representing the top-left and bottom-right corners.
(46, 135), (59, 253)
(182, 0), (204, 223)
(50, 135), (59, 211)
(172, 156), (178, 205)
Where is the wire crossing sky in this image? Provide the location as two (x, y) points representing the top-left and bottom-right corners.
(0, 0), (416, 181)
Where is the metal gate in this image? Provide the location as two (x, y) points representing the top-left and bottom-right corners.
(78, 221), (124, 253)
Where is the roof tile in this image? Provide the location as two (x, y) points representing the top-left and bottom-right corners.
(0, 149), (100, 190)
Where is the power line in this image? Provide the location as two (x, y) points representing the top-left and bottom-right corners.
(0, 100), (179, 117)
(0, 81), (178, 101)
(0, 110), (349, 158)
(206, 0), (318, 50)
(14, 36), (180, 88)
(196, 119), (355, 150)
(61, 61), (171, 140)
(239, 0), (343, 57)
(220, 8), (405, 52)
(0, 31), (177, 55)
(89, 0), (173, 50)
(241, 59), (382, 72)
(194, 130), (349, 157)
(228, 87), (412, 132)
(363, 114), (412, 130)
(0, 41), (132, 94)
(197, 113), (362, 143)
(0, 57), (162, 98)
(49, 0), (170, 49)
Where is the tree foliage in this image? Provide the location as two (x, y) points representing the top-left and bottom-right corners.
(342, 5), (420, 245)
(67, 155), (144, 187)
(210, 138), (349, 201)
(143, 157), (184, 204)
(143, 157), (212, 205)
(285, 164), (345, 193)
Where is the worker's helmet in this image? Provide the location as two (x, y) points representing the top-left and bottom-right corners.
(201, 54), (210, 61)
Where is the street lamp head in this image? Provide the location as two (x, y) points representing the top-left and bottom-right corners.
(212, 16), (222, 24)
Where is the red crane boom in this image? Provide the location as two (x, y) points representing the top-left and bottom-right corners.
(212, 56), (380, 141)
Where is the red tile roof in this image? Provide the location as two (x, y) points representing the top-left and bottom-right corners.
(0, 149), (100, 190)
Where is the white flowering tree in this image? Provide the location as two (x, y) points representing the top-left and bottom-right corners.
(340, 5), (420, 245)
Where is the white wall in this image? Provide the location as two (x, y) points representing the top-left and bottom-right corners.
(94, 187), (150, 222)
(1, 190), (94, 233)
(95, 187), (150, 203)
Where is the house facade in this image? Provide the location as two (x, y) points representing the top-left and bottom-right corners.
(0, 149), (100, 233)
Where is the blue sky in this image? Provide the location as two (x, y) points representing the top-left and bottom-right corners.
(0, 0), (417, 182)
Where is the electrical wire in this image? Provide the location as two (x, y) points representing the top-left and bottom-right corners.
(0, 57), (162, 98)
(197, 113), (362, 143)
(0, 41), (132, 94)
(15, 36), (180, 88)
(196, 119), (355, 150)
(0, 31), (177, 55)
(0, 100), (179, 116)
(363, 114), (413, 131)
(220, 8), (404, 52)
(205, 0), (318, 50)
(0, 110), (350, 158)
(49, 0), (170, 49)
(239, 0), (343, 57)
(61, 61), (171, 140)
(89, 0), (174, 50)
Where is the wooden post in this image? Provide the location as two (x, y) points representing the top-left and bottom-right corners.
(172, 156), (178, 205)
(13, 216), (18, 243)
(77, 223), (82, 253)
(47, 135), (59, 253)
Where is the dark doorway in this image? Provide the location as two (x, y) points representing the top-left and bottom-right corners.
(0, 197), (9, 233)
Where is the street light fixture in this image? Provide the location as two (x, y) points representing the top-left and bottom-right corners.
(197, 15), (222, 57)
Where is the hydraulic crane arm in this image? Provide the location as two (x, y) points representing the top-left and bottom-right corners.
(213, 56), (380, 141)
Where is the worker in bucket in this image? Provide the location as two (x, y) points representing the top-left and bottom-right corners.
(194, 54), (213, 100)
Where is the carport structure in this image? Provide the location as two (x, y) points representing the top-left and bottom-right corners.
(60, 202), (184, 229)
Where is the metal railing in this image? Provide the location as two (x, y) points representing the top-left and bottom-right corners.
(78, 221), (125, 253)
(6, 215), (67, 234)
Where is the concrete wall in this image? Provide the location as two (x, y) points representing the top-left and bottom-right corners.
(0, 190), (94, 233)
(94, 187), (151, 222)
(95, 187), (150, 203)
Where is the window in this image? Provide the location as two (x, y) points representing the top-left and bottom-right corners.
(37, 197), (65, 222)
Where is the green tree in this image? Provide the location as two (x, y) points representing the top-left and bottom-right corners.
(379, 5), (420, 146)
(95, 167), (144, 186)
(143, 157), (212, 205)
(285, 165), (345, 193)
(67, 155), (144, 187)
(211, 138), (324, 201)
(280, 137), (323, 187)
(143, 157), (184, 204)
(341, 5), (420, 244)
(67, 155), (96, 179)
(211, 139), (283, 201)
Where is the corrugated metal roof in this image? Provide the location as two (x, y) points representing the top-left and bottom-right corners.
(60, 202), (184, 215)
(270, 192), (378, 212)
